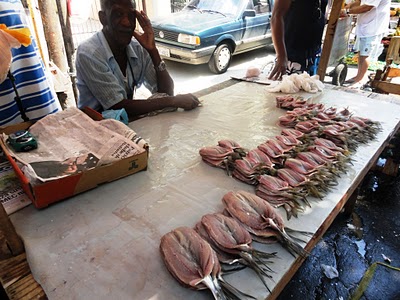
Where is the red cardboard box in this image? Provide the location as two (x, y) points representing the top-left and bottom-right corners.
(0, 109), (148, 208)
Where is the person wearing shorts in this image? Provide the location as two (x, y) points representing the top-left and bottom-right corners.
(342, 0), (390, 88)
(354, 33), (385, 60)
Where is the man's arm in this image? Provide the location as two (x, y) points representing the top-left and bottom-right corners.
(133, 10), (174, 96)
(110, 94), (200, 121)
(268, 0), (292, 80)
(344, 0), (374, 14)
(76, 44), (200, 121)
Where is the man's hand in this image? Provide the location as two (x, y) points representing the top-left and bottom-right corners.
(172, 94), (201, 110)
(268, 57), (288, 81)
(132, 10), (156, 51)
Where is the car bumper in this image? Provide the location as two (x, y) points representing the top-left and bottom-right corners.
(156, 43), (216, 65)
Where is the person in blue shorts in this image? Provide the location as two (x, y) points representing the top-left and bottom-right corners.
(342, 0), (390, 88)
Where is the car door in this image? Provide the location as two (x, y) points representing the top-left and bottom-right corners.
(236, 0), (273, 53)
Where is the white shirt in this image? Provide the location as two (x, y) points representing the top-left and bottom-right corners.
(356, 0), (390, 37)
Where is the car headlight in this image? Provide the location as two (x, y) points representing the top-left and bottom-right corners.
(178, 33), (200, 45)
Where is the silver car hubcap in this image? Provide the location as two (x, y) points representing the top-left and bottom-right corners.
(218, 47), (230, 69)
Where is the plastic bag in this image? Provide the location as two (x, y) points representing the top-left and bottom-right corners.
(102, 108), (129, 125)
(266, 72), (324, 94)
(321, 264), (339, 279)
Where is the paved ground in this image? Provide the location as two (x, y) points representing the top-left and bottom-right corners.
(166, 45), (372, 95)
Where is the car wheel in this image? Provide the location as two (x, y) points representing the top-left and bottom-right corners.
(331, 62), (348, 86)
(208, 44), (232, 74)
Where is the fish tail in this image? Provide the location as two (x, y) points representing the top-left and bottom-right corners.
(252, 249), (278, 260)
(280, 230), (309, 258)
(240, 252), (273, 293)
(285, 226), (313, 237)
(252, 250), (276, 273)
(204, 275), (228, 300)
(219, 277), (257, 300)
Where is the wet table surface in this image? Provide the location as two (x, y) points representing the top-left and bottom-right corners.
(10, 81), (400, 300)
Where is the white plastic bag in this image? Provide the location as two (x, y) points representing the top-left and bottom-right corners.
(267, 74), (300, 93)
(266, 72), (324, 94)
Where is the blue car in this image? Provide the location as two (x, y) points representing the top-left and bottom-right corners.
(151, 0), (274, 74)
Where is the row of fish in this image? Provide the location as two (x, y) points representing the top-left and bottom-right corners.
(199, 95), (381, 219)
(160, 95), (381, 299)
(160, 190), (310, 300)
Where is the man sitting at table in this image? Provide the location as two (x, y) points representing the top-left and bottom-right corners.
(75, 0), (200, 121)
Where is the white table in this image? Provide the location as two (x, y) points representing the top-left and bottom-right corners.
(10, 81), (400, 300)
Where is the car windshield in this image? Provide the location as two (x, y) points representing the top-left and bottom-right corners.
(184, 0), (244, 17)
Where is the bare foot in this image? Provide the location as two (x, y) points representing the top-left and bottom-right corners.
(348, 82), (365, 89)
(344, 78), (356, 84)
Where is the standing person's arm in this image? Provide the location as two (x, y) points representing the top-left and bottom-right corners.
(344, 0), (374, 14)
(268, 0), (292, 80)
(133, 10), (174, 96)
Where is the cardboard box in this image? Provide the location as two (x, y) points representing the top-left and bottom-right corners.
(0, 110), (148, 209)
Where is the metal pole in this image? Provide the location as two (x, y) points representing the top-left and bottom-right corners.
(8, 71), (29, 122)
(55, 0), (78, 101)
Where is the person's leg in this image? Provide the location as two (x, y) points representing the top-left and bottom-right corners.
(286, 53), (307, 75)
(345, 36), (360, 84)
(351, 54), (370, 84)
(346, 36), (374, 85)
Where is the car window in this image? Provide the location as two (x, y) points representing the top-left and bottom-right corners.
(184, 0), (243, 17)
(253, 0), (271, 14)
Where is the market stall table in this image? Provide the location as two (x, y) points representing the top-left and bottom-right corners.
(8, 81), (400, 300)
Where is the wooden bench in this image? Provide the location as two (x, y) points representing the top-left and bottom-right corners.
(371, 36), (400, 95)
(0, 204), (47, 300)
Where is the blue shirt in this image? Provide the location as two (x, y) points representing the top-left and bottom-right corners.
(75, 31), (158, 111)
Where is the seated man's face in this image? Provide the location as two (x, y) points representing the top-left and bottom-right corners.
(101, 0), (137, 48)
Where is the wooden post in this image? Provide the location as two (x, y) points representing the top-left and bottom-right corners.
(26, 0), (48, 69)
(317, 0), (343, 81)
(0, 204), (24, 260)
(37, 0), (77, 107)
(141, 0), (147, 13)
(37, 0), (68, 73)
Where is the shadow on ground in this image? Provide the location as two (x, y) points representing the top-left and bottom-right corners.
(277, 135), (400, 300)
